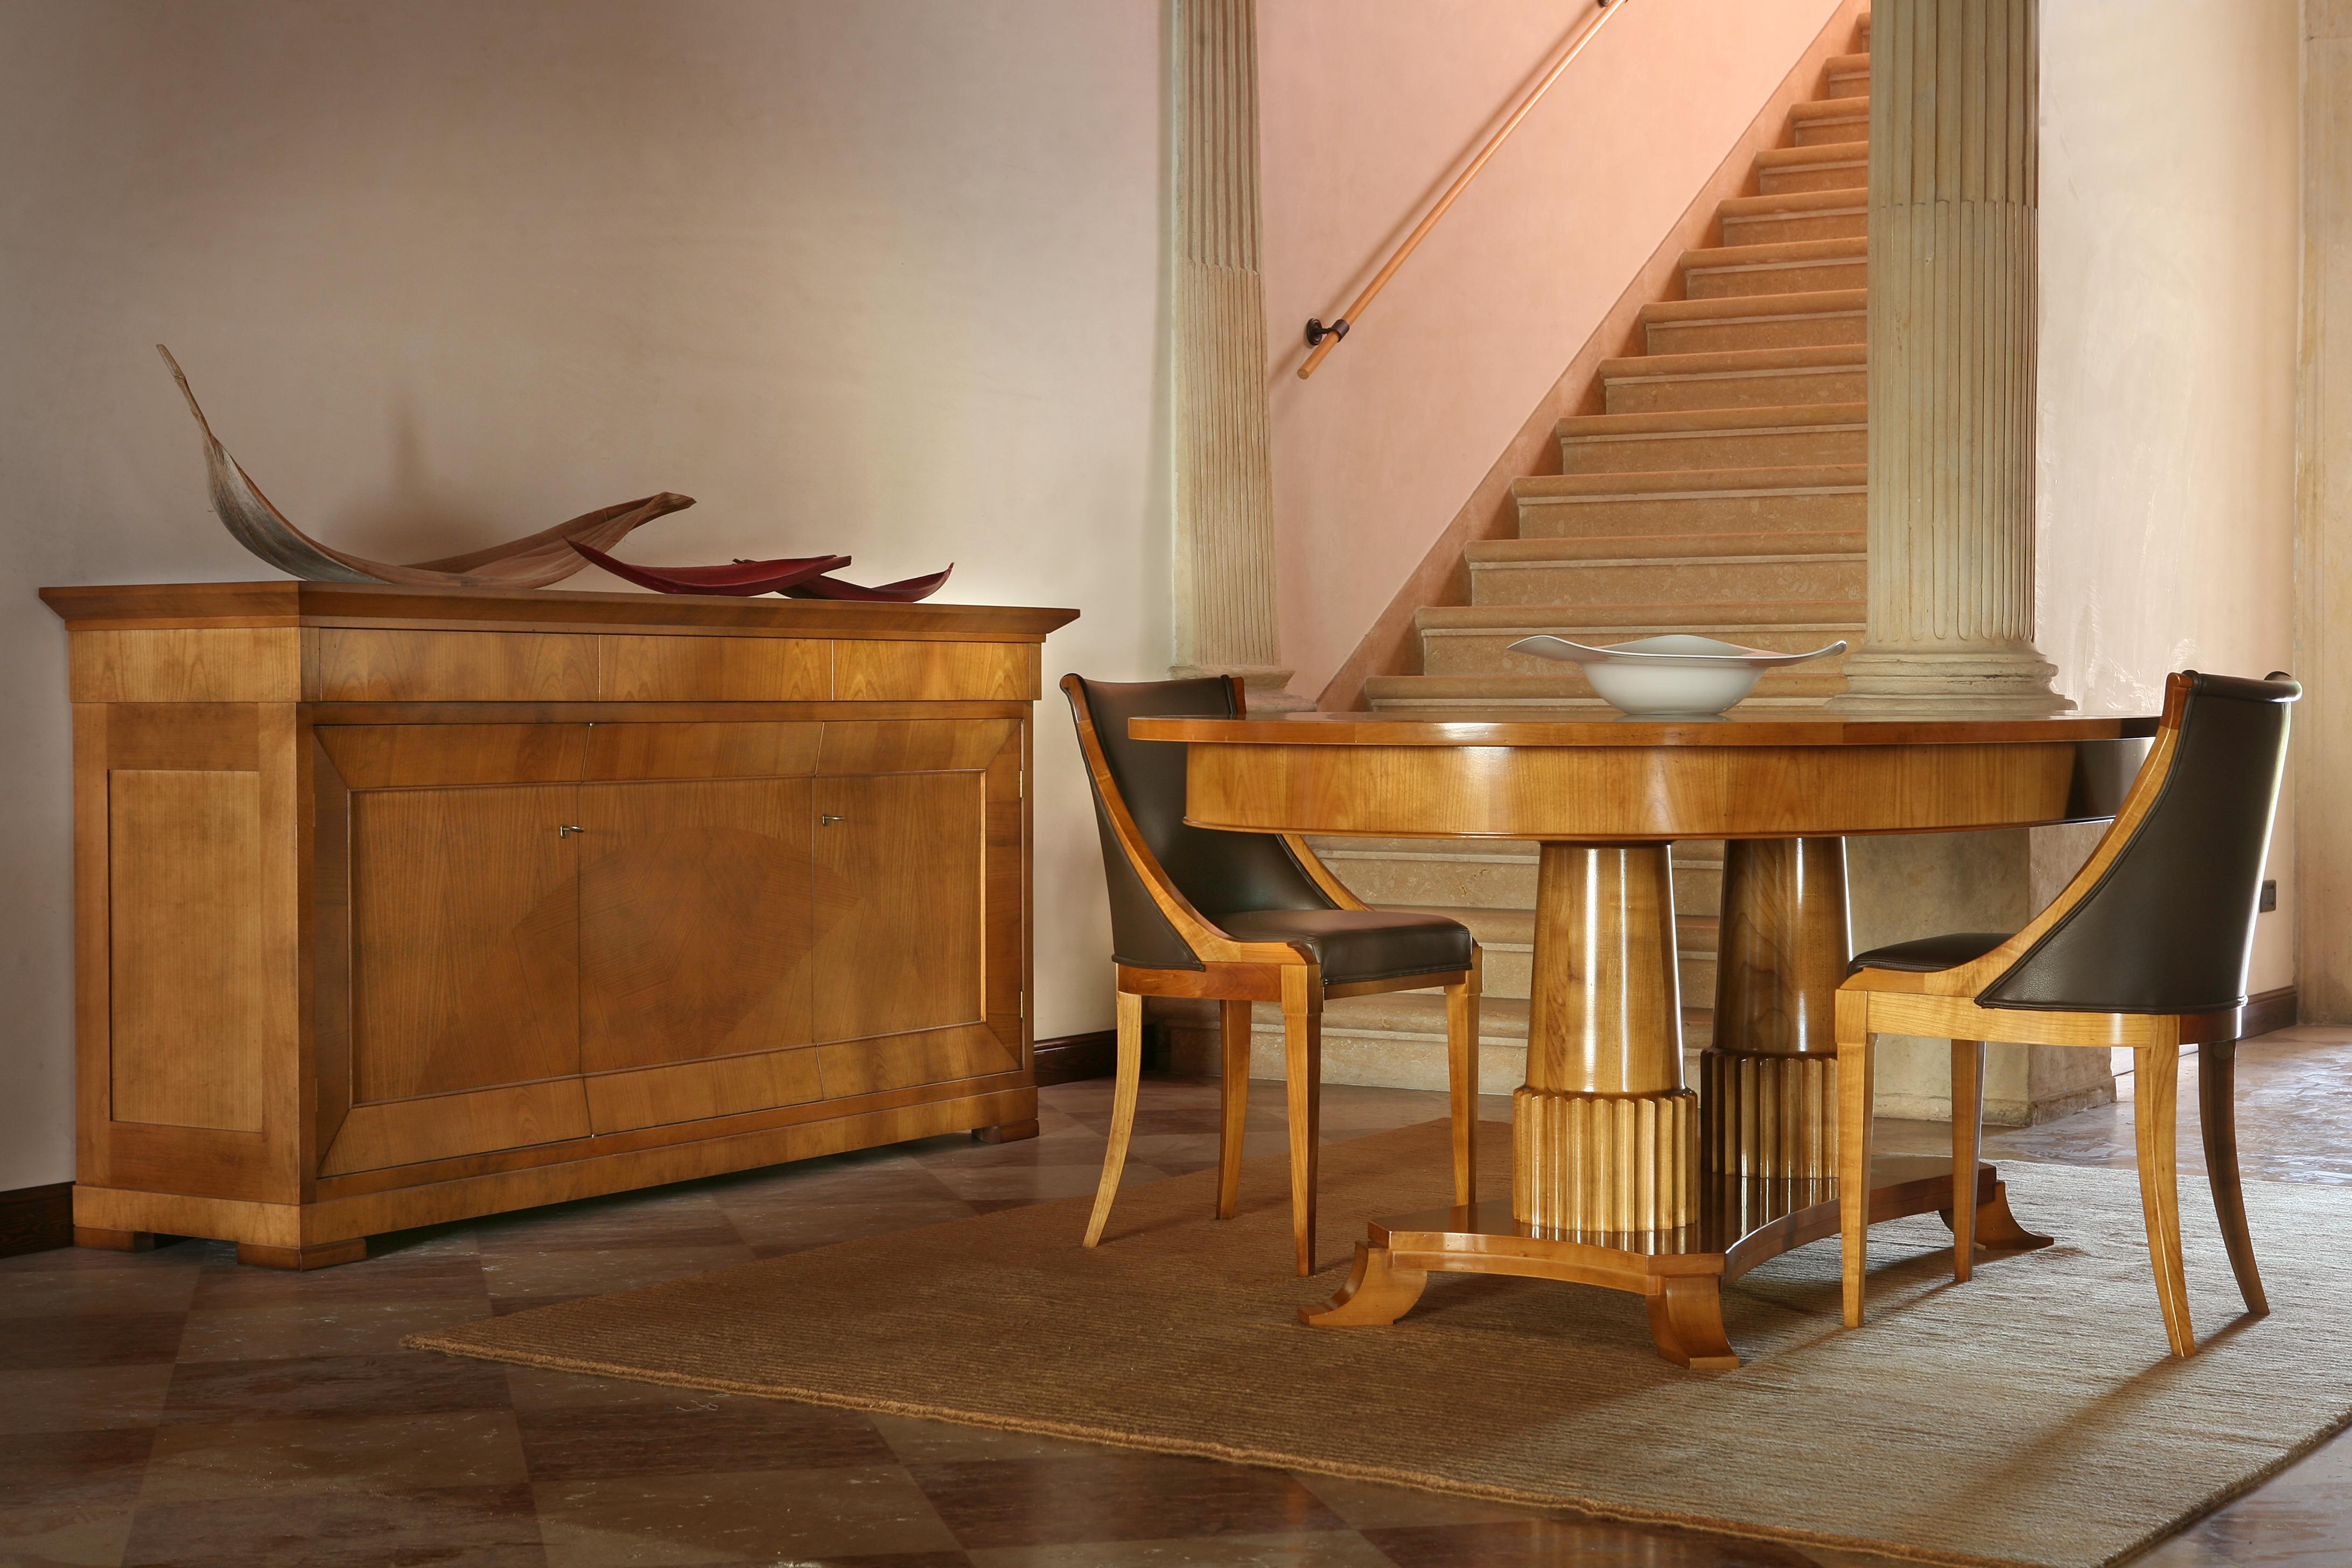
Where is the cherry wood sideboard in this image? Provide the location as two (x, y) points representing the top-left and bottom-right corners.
(41, 582), (1077, 1267)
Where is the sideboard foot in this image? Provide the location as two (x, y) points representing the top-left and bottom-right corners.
(237, 1238), (368, 1271)
(75, 1226), (160, 1253)
(972, 1118), (1041, 1144)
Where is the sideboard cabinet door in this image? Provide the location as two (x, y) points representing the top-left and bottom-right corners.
(574, 778), (822, 1134)
(324, 783), (590, 1174)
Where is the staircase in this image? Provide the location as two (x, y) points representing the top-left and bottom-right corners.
(1256, 15), (1873, 1092)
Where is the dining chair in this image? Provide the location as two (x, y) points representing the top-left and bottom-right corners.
(1836, 670), (2299, 1357)
(1061, 673), (1482, 1276)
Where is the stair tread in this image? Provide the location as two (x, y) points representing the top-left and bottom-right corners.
(1468, 535), (1861, 566)
(1417, 601), (1863, 629)
(1380, 905), (1720, 954)
(1641, 288), (1866, 326)
(1513, 464), (1864, 501)
(1600, 342), (1866, 381)
(1718, 188), (1868, 220)
(1559, 402), (1865, 440)
(1755, 142), (1870, 170)
(1790, 94), (1870, 118)
(1682, 235), (1866, 274)
(1259, 990), (1714, 1040)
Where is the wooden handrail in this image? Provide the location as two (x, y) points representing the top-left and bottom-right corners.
(1297, 0), (1636, 379)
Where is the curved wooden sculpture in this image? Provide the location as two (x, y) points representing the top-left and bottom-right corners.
(782, 564), (954, 602)
(565, 541), (849, 597)
(158, 345), (694, 587)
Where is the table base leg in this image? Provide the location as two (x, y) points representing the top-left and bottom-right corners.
(1513, 1085), (1699, 1231)
(1699, 1049), (1838, 1180)
(1305, 1157), (2042, 1370)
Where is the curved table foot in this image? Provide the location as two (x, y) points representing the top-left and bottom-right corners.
(1299, 1244), (1429, 1326)
(1647, 1275), (1739, 1371)
(1940, 1179), (2055, 1252)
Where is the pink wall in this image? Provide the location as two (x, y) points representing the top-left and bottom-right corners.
(1258, 0), (1844, 701)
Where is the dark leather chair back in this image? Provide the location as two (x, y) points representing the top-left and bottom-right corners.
(1980, 671), (2299, 1014)
(1063, 675), (1335, 971)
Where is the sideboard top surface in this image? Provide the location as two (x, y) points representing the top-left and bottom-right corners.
(40, 580), (1080, 642)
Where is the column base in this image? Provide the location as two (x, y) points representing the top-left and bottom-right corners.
(1827, 649), (2073, 716)
(1699, 1049), (1838, 1180)
(1170, 663), (1312, 712)
(1511, 1085), (1698, 1232)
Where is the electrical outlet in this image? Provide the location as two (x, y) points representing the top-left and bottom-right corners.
(2260, 879), (2278, 913)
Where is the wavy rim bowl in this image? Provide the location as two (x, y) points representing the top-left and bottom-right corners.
(1503, 634), (1850, 719)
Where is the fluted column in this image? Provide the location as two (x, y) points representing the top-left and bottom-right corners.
(1170, 0), (1304, 709)
(1833, 0), (2066, 714)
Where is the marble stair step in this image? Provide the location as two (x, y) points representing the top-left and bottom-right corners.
(1718, 187), (1868, 247)
(1512, 461), (1865, 535)
(1416, 604), (1863, 676)
(1641, 287), (1866, 356)
(1824, 51), (1870, 99)
(1600, 343), (1865, 415)
(1558, 403), (1865, 472)
(1755, 142), (1869, 196)
(1682, 236), (1867, 300)
(1789, 94), (1870, 147)
(1466, 541), (1864, 610)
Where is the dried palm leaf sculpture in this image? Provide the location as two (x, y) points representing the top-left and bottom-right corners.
(565, 541), (850, 597)
(158, 344), (694, 587)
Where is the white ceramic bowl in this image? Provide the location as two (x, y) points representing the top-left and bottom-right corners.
(1505, 633), (1848, 719)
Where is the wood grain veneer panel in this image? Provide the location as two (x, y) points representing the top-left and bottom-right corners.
(311, 629), (600, 701)
(832, 640), (1036, 702)
(584, 1045), (825, 1134)
(582, 722), (823, 781)
(320, 1080), (592, 1176)
(811, 771), (984, 1044)
(316, 724), (589, 788)
(595, 635), (828, 702)
(1180, 741), (2086, 840)
(816, 719), (1016, 774)
(350, 785), (581, 1104)
(107, 771), (265, 1131)
(72, 628), (300, 702)
(577, 779), (815, 1074)
(817, 1023), (1021, 1100)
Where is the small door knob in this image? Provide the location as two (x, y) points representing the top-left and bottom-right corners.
(819, 814), (845, 825)
(556, 824), (585, 837)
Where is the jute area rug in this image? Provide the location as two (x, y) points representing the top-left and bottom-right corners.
(408, 1119), (2352, 1568)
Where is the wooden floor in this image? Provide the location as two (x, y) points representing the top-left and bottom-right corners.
(5, 1031), (2350, 1567)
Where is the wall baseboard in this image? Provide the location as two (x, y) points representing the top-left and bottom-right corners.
(0, 1181), (73, 1259)
(1033, 1030), (1119, 1086)
(2243, 985), (2299, 1039)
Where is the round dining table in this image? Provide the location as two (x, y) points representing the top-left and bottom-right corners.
(1129, 709), (2158, 1368)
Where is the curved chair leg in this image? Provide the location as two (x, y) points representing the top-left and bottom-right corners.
(2199, 1039), (2269, 1316)
(1215, 999), (1251, 1221)
(1836, 991), (1875, 1328)
(2134, 1042), (2196, 1356)
(1951, 1039), (1984, 1282)
(1083, 991), (1146, 1248)
(1444, 950), (1481, 1210)
(1280, 964), (1324, 1276)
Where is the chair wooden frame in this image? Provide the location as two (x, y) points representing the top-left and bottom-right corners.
(1064, 675), (1482, 1276)
(1835, 679), (2270, 1357)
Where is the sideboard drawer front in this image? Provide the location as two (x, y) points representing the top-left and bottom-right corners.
(309, 629), (828, 702)
(318, 724), (589, 788)
(816, 719), (1016, 775)
(832, 640), (1037, 702)
(584, 1045), (825, 1135)
(582, 722), (824, 781)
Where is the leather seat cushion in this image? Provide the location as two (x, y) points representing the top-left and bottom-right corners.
(1850, 932), (2014, 975)
(1217, 908), (1474, 985)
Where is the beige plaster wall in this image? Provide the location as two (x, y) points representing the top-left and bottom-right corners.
(2035, 0), (2302, 995)
(1256, 0), (1844, 702)
(0, 0), (1170, 1191)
